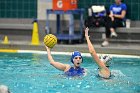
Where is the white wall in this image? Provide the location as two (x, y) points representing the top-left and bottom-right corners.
(38, 0), (51, 20)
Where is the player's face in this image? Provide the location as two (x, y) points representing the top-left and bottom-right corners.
(73, 56), (82, 67)
(115, 0), (121, 4)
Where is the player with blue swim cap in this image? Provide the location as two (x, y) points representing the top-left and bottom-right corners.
(64, 51), (85, 76)
(45, 45), (86, 77)
(71, 51), (83, 63)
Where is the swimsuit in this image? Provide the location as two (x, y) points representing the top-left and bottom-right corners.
(64, 67), (85, 77)
(98, 71), (111, 79)
(97, 67), (112, 79)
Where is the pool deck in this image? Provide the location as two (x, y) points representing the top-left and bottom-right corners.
(0, 41), (140, 56)
(0, 19), (140, 56)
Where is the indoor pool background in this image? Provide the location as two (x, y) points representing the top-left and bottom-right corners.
(0, 52), (140, 93)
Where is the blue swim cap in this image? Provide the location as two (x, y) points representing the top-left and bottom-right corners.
(71, 51), (83, 63)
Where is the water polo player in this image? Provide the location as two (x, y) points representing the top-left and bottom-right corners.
(85, 27), (112, 79)
(45, 46), (86, 77)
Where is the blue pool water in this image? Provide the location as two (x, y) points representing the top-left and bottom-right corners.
(0, 52), (140, 93)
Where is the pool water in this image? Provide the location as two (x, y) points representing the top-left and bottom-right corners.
(0, 52), (140, 93)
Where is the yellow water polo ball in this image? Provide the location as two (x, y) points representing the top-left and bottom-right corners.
(44, 34), (57, 48)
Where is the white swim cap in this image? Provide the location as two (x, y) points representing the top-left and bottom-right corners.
(99, 55), (112, 66)
(0, 85), (10, 93)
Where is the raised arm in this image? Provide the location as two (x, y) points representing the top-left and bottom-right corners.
(85, 27), (106, 68)
(45, 46), (70, 71)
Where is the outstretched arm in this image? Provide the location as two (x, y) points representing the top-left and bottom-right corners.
(45, 46), (69, 71)
(84, 27), (106, 68)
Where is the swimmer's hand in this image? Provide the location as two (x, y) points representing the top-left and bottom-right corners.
(45, 45), (51, 51)
(85, 27), (90, 38)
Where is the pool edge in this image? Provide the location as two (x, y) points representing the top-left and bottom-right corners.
(0, 49), (139, 58)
